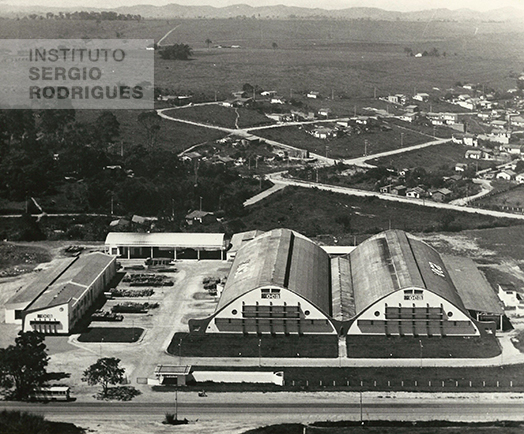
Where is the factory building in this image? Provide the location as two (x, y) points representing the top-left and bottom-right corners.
(189, 229), (503, 337)
(5, 253), (116, 334)
(105, 232), (226, 260)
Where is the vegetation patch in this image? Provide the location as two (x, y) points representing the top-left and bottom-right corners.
(77, 327), (144, 343)
(346, 335), (501, 359)
(240, 187), (520, 241)
(169, 333), (338, 358)
(0, 242), (51, 274)
(0, 410), (84, 434)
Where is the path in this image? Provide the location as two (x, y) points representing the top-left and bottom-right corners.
(266, 172), (524, 221)
(157, 24), (182, 47)
(243, 183), (286, 207)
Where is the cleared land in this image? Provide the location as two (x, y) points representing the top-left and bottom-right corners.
(370, 142), (491, 171)
(164, 105), (274, 129)
(254, 124), (428, 159)
(474, 185), (524, 209)
(239, 187), (520, 241)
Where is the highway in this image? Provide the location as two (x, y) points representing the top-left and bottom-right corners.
(3, 399), (524, 422)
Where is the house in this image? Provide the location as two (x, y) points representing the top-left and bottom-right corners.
(307, 91), (320, 99)
(413, 93), (429, 102)
(406, 187), (425, 198)
(109, 218), (130, 229)
(388, 94), (407, 105)
(399, 112), (417, 123)
(318, 108), (331, 118)
(496, 170), (516, 181)
(312, 126), (336, 139)
(516, 173), (524, 184)
(465, 149), (482, 159)
(405, 105), (419, 113)
(500, 143), (522, 155)
(444, 174), (463, 184)
(455, 163), (468, 172)
(431, 188), (452, 202)
(441, 113), (459, 124)
(215, 155), (235, 165)
(463, 133), (478, 147)
(185, 210), (216, 226)
(181, 151), (202, 161)
(270, 96), (286, 104)
(390, 185), (407, 196)
(379, 184), (393, 194)
(491, 120), (507, 129)
(497, 284), (524, 313)
(510, 116), (524, 128)
(261, 90), (277, 97)
(232, 91), (247, 98)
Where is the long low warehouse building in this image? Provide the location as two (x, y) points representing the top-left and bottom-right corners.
(189, 229), (503, 337)
(105, 232), (226, 260)
(5, 253), (116, 334)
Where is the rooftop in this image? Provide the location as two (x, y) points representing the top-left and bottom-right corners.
(105, 232), (226, 250)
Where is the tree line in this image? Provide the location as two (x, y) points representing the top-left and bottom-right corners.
(26, 11), (142, 21)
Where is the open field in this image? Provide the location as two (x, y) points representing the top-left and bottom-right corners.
(474, 185), (524, 209)
(254, 124), (428, 159)
(246, 421), (524, 434)
(370, 142), (490, 171)
(164, 105), (274, 129)
(76, 109), (226, 154)
(240, 187), (521, 240)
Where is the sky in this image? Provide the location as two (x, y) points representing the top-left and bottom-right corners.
(4, 0), (522, 12)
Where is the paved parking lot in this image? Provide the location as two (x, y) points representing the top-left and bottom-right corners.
(6, 259), (231, 399)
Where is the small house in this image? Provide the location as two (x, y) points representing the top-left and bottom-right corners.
(307, 91), (320, 99)
(406, 187), (425, 198)
(431, 188), (452, 203)
(185, 210), (216, 226)
(391, 185), (407, 196)
(496, 170), (516, 181)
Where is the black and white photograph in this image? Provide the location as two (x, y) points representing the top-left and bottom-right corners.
(0, 0), (524, 432)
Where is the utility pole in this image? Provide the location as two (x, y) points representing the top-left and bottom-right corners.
(364, 139), (368, 156)
(401, 132), (404, 147)
(331, 88), (334, 100)
(110, 196), (114, 215)
(360, 390), (363, 424)
(214, 90), (217, 102)
(199, 196), (202, 211)
(374, 87), (377, 99)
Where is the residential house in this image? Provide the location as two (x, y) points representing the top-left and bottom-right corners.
(405, 105), (419, 113)
(496, 169), (516, 181)
(391, 185), (407, 196)
(431, 188), (452, 202)
(516, 173), (524, 184)
(463, 133), (478, 147)
(379, 184), (393, 194)
(261, 90), (277, 96)
(399, 112), (417, 123)
(181, 151), (202, 161)
(500, 143), (522, 155)
(318, 108), (331, 118)
(510, 116), (524, 128)
(232, 91), (247, 98)
(465, 149), (482, 160)
(270, 96), (286, 104)
(307, 91), (320, 99)
(388, 94), (407, 105)
(497, 284), (524, 313)
(406, 187), (425, 198)
(312, 126), (336, 139)
(491, 120), (508, 129)
(455, 163), (468, 172)
(413, 93), (429, 102)
(185, 210), (216, 226)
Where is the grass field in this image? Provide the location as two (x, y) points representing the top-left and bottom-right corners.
(169, 333), (339, 358)
(239, 187), (520, 240)
(253, 124), (428, 159)
(370, 142), (488, 171)
(474, 185), (524, 209)
(163, 105), (274, 129)
(0, 243), (51, 271)
(77, 327), (144, 343)
(76, 110), (226, 154)
(245, 421), (524, 434)
(346, 335), (500, 359)
(465, 226), (524, 261)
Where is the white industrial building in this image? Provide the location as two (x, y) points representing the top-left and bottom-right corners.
(5, 253), (116, 334)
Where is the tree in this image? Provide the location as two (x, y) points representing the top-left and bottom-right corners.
(94, 111), (120, 144)
(0, 331), (49, 400)
(205, 38), (212, 48)
(403, 47), (413, 56)
(137, 111), (161, 148)
(158, 44), (193, 60)
(82, 357), (125, 399)
(271, 42), (278, 49)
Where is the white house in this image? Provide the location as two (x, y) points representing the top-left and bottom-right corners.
(516, 173), (524, 184)
(413, 93), (429, 102)
(307, 91), (320, 99)
(496, 169), (516, 181)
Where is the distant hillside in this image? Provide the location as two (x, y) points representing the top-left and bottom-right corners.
(0, 3), (523, 22)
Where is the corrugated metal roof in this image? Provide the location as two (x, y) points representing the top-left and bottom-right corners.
(331, 256), (355, 321)
(6, 257), (77, 307)
(217, 229), (331, 314)
(349, 230), (466, 315)
(26, 253), (115, 310)
(105, 232), (225, 250)
(442, 255), (504, 315)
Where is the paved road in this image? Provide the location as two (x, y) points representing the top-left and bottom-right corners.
(4, 399), (524, 422)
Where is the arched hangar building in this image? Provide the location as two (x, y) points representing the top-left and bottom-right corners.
(189, 229), (503, 337)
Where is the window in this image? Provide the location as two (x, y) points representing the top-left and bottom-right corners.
(261, 288), (281, 299)
(232, 309), (237, 315)
(304, 310), (310, 316)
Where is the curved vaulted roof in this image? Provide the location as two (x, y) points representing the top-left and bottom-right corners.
(349, 230), (466, 315)
(217, 228), (331, 314)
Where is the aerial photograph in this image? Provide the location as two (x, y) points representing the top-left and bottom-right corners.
(1, 0), (524, 432)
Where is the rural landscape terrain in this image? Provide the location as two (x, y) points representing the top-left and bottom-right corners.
(2, 2), (524, 433)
